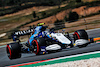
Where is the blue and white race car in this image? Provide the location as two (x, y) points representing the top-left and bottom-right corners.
(6, 24), (93, 59)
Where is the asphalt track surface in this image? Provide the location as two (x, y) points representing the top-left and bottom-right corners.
(0, 28), (100, 67)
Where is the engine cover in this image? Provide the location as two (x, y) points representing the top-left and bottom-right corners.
(46, 44), (61, 51)
(51, 33), (71, 44)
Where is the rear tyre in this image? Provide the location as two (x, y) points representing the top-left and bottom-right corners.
(73, 29), (88, 48)
(6, 42), (21, 59)
(32, 38), (46, 55)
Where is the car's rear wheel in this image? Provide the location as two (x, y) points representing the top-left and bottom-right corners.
(73, 29), (88, 48)
(32, 38), (46, 55)
(32, 40), (40, 55)
(6, 42), (21, 59)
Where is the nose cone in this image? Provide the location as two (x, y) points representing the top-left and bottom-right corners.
(75, 39), (89, 46)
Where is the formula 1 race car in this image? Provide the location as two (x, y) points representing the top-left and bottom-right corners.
(6, 26), (93, 59)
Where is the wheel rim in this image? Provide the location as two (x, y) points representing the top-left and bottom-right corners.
(74, 32), (80, 39)
(32, 40), (39, 54)
(7, 45), (12, 59)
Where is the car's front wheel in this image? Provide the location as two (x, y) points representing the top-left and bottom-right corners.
(74, 29), (88, 40)
(73, 29), (88, 48)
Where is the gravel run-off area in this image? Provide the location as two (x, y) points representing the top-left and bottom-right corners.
(39, 58), (100, 67)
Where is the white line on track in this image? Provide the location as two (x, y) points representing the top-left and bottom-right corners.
(43, 51), (100, 62)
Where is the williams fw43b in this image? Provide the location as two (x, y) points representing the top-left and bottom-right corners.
(6, 26), (94, 59)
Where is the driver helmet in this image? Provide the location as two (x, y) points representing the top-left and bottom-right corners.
(37, 22), (45, 26)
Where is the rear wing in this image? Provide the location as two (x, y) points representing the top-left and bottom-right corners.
(12, 29), (34, 41)
(14, 29), (34, 36)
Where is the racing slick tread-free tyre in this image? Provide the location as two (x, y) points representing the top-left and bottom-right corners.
(74, 29), (88, 40)
(74, 29), (88, 48)
(6, 42), (21, 59)
(32, 38), (46, 55)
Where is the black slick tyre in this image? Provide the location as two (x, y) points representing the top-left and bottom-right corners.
(74, 29), (88, 40)
(6, 42), (21, 59)
(32, 38), (46, 55)
(73, 29), (88, 48)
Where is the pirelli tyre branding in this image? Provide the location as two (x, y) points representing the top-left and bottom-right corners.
(14, 29), (34, 36)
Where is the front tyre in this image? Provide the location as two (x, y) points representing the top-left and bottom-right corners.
(74, 29), (88, 40)
(6, 42), (21, 59)
(73, 29), (88, 48)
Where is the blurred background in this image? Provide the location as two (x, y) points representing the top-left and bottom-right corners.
(0, 0), (100, 45)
